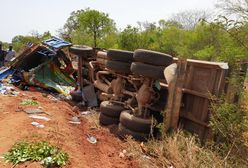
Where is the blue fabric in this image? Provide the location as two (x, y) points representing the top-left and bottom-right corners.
(0, 67), (13, 81)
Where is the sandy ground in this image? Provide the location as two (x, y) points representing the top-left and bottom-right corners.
(0, 88), (138, 168)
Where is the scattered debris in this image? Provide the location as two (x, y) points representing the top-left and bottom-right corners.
(29, 115), (50, 121)
(68, 121), (81, 124)
(69, 116), (81, 124)
(122, 149), (127, 154)
(142, 155), (151, 160)
(119, 152), (125, 158)
(80, 111), (92, 115)
(71, 116), (80, 122)
(47, 95), (59, 102)
(86, 135), (97, 144)
(0, 83), (19, 96)
(24, 108), (43, 114)
(119, 149), (127, 158)
(31, 122), (44, 128)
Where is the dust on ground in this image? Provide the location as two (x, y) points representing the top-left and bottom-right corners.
(0, 88), (138, 168)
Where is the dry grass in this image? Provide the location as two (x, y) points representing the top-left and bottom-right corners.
(125, 131), (226, 168)
(241, 91), (248, 148)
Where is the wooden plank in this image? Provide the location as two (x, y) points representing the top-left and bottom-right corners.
(164, 59), (187, 131)
(216, 69), (227, 96)
(163, 74), (177, 131)
(182, 88), (210, 99)
(184, 65), (194, 89)
(171, 60), (187, 129)
(180, 112), (209, 127)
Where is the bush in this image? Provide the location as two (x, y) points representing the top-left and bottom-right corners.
(209, 91), (248, 166)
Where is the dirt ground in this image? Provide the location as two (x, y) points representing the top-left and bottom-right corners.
(0, 88), (139, 168)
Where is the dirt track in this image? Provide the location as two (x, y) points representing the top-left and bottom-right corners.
(0, 89), (138, 168)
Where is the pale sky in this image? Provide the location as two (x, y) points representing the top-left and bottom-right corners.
(0, 0), (217, 42)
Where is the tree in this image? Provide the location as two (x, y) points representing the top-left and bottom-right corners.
(78, 8), (116, 47)
(58, 10), (84, 42)
(216, 0), (248, 20)
(118, 25), (140, 51)
(158, 19), (183, 29)
(60, 8), (116, 47)
(170, 10), (211, 30)
(12, 31), (52, 52)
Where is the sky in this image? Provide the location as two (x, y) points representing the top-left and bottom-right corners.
(0, 0), (217, 42)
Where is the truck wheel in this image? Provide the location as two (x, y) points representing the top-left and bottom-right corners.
(99, 113), (119, 125)
(107, 49), (134, 63)
(131, 62), (165, 79)
(106, 60), (131, 74)
(120, 110), (153, 133)
(118, 123), (149, 141)
(134, 49), (173, 66)
(100, 101), (125, 118)
(69, 46), (93, 57)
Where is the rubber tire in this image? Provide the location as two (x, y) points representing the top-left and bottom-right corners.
(118, 123), (149, 141)
(99, 113), (119, 125)
(100, 101), (125, 118)
(107, 49), (134, 63)
(131, 62), (165, 79)
(120, 110), (153, 133)
(69, 46), (93, 56)
(134, 49), (173, 66)
(106, 60), (131, 74)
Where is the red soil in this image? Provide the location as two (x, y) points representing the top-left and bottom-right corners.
(0, 89), (138, 168)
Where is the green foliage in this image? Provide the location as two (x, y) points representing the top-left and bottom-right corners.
(58, 10), (83, 42)
(60, 8), (116, 48)
(210, 98), (246, 144)
(20, 99), (39, 106)
(12, 31), (52, 53)
(56, 8), (248, 64)
(209, 92), (248, 165)
(118, 25), (140, 51)
(3, 141), (69, 167)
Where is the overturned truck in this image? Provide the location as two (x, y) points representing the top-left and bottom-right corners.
(72, 47), (228, 142)
(2, 37), (229, 142)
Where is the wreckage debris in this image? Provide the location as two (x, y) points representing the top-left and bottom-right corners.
(86, 134), (97, 144)
(69, 116), (81, 124)
(31, 121), (45, 128)
(0, 37), (76, 96)
(0, 83), (19, 96)
(29, 114), (51, 121)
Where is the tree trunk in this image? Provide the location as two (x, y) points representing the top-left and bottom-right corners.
(93, 31), (97, 48)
